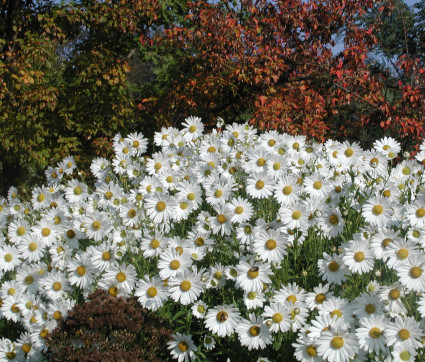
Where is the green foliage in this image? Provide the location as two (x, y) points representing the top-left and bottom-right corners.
(0, 0), (188, 196)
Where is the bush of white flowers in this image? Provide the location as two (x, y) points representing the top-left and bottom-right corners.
(1, 116), (425, 361)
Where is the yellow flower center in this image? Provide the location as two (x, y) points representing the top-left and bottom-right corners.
(37, 194), (45, 202)
(249, 326), (261, 337)
(156, 201), (166, 211)
(189, 125), (197, 133)
(127, 209), (137, 218)
(313, 181), (322, 190)
(27, 242), (37, 252)
(147, 287), (157, 297)
(40, 328), (49, 339)
(286, 295), (297, 304)
(315, 293), (326, 304)
(283, 186), (292, 195)
(197, 305), (205, 313)
(383, 190), (391, 198)
(53, 311), (62, 320)
(381, 238), (392, 248)
(389, 289), (400, 300)
(116, 272), (126, 282)
(410, 266), (422, 278)
(372, 205), (383, 215)
(25, 276), (34, 285)
(398, 328), (410, 341)
(102, 251), (111, 261)
(329, 215), (339, 225)
(92, 221), (101, 231)
(6, 351), (16, 359)
(416, 208), (425, 218)
(41, 228), (51, 237)
(170, 260), (180, 270)
(187, 193), (195, 201)
(268, 139), (276, 146)
(306, 346), (317, 357)
(235, 206), (244, 214)
(195, 237), (204, 246)
(265, 239), (277, 250)
(272, 313), (283, 323)
(247, 291), (256, 300)
(365, 303), (375, 314)
(4, 254), (13, 262)
(108, 286), (118, 296)
(17, 226), (26, 236)
(257, 158), (266, 167)
(292, 142), (300, 150)
(397, 248), (409, 260)
(74, 187), (82, 195)
(248, 267), (259, 279)
(214, 189), (223, 198)
(369, 327), (381, 339)
(53, 282), (62, 291)
(76, 266), (86, 276)
(217, 214), (227, 224)
(150, 239), (160, 249)
(330, 309), (342, 318)
(180, 280), (191, 291)
(331, 336), (344, 349)
(216, 310), (228, 322)
(178, 341), (189, 352)
(354, 251), (365, 262)
(292, 211), (302, 220)
(22, 343), (32, 354)
(256, 181), (265, 189)
(273, 162), (281, 170)
(344, 148), (354, 157)
(402, 167), (410, 175)
(328, 261), (339, 272)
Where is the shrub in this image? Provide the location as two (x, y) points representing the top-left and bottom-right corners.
(45, 289), (173, 361)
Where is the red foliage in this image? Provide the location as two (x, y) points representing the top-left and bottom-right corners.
(140, 0), (425, 147)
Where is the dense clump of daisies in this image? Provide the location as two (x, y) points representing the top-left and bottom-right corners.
(1, 116), (425, 361)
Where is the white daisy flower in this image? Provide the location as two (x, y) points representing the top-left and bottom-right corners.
(246, 172), (275, 199)
(244, 290), (266, 310)
(316, 325), (359, 362)
(18, 233), (46, 263)
(262, 302), (291, 333)
(167, 332), (197, 362)
(169, 268), (203, 305)
(397, 253), (425, 293)
(144, 192), (178, 224)
(305, 283), (330, 311)
(81, 211), (111, 242)
(157, 249), (192, 280)
(39, 270), (70, 301)
(352, 292), (385, 320)
(204, 304), (241, 337)
(362, 196), (393, 227)
(317, 252), (348, 285)
(192, 300), (208, 319)
(236, 313), (272, 351)
(0, 245), (22, 272)
(100, 263), (137, 295)
(384, 315), (423, 349)
(236, 259), (273, 293)
(134, 276), (169, 311)
(342, 238), (375, 274)
(355, 314), (388, 355)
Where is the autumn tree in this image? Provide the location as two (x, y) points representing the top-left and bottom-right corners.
(0, 0), (185, 195)
(137, 0), (425, 149)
